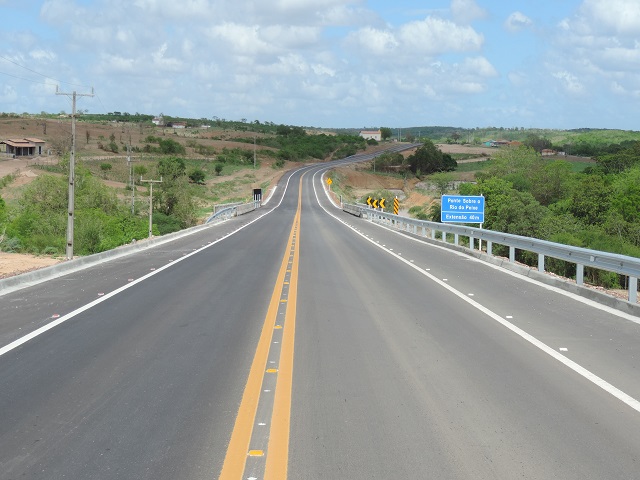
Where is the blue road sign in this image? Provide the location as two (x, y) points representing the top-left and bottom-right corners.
(441, 195), (485, 223)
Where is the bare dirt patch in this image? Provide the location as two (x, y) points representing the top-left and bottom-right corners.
(0, 252), (62, 279)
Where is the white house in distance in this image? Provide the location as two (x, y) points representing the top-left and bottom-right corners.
(0, 138), (46, 157)
(359, 129), (382, 141)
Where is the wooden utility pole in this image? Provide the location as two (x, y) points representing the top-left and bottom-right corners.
(126, 144), (136, 214)
(140, 176), (162, 238)
(55, 86), (94, 259)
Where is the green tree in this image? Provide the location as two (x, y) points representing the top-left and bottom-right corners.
(566, 174), (612, 225)
(529, 160), (572, 206)
(133, 165), (148, 181)
(380, 127), (393, 141)
(460, 177), (547, 238)
(477, 145), (538, 181)
(158, 138), (186, 155)
(430, 172), (454, 196)
(407, 140), (446, 176)
(157, 156), (186, 180)
(100, 163), (112, 178)
(524, 134), (552, 152)
(189, 168), (206, 184)
(214, 163), (224, 176)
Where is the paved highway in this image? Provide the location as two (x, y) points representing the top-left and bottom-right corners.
(1, 157), (639, 479)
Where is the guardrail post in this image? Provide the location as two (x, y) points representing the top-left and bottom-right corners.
(422, 226), (426, 237)
(413, 225), (417, 234)
(454, 233), (459, 245)
(442, 230), (446, 243)
(538, 253), (545, 273)
(576, 264), (584, 285)
(431, 229), (435, 240)
(509, 246), (515, 263)
(487, 241), (492, 255)
(629, 277), (638, 304)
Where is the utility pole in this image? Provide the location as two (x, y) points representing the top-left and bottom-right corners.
(56, 86), (94, 260)
(253, 135), (257, 168)
(127, 144), (136, 214)
(140, 176), (162, 238)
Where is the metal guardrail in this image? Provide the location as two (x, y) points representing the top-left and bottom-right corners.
(213, 202), (243, 214)
(343, 203), (640, 304)
(205, 201), (259, 224)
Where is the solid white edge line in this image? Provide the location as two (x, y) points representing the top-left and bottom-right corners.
(310, 168), (640, 415)
(0, 166), (313, 358)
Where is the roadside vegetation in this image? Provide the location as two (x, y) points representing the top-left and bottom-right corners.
(0, 116), (368, 257)
(349, 135), (640, 289)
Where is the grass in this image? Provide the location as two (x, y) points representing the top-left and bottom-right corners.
(455, 159), (494, 172)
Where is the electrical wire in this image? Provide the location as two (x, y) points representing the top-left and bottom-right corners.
(0, 69), (53, 86)
(0, 54), (92, 88)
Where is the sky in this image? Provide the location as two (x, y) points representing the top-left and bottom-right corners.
(0, 0), (639, 130)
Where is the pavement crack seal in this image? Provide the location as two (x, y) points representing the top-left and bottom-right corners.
(219, 177), (302, 480)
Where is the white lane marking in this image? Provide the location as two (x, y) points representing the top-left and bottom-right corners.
(0, 166), (312, 358)
(311, 169), (640, 415)
(560, 348), (568, 352)
(506, 316), (513, 319)
(368, 218), (640, 325)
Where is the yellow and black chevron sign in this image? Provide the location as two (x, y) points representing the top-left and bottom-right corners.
(393, 197), (399, 214)
(367, 196), (386, 209)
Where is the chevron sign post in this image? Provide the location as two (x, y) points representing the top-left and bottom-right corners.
(393, 197), (399, 215)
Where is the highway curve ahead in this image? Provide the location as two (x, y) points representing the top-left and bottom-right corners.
(1, 158), (639, 480)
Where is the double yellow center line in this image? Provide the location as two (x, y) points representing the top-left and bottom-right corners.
(219, 179), (302, 479)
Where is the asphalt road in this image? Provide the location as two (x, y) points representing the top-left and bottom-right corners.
(1, 157), (639, 479)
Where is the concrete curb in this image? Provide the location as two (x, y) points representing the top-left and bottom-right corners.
(0, 219), (225, 295)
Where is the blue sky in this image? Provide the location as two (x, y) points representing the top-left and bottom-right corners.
(1, 0), (639, 130)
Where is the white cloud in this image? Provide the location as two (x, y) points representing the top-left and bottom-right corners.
(346, 27), (399, 55)
(507, 71), (527, 87)
(151, 43), (183, 72)
(0, 85), (18, 103)
(451, 0), (487, 24)
(548, 0), (640, 103)
(552, 71), (586, 95)
(458, 57), (498, 77)
(577, 0), (640, 35)
(29, 49), (57, 62)
(348, 17), (483, 57)
(207, 23), (274, 56)
(95, 54), (137, 75)
(131, 0), (212, 19)
(505, 12), (533, 32)
(398, 17), (483, 55)
(311, 63), (336, 77)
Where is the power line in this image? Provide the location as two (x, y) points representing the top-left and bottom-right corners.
(94, 93), (109, 114)
(0, 54), (91, 88)
(0, 69), (53, 86)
